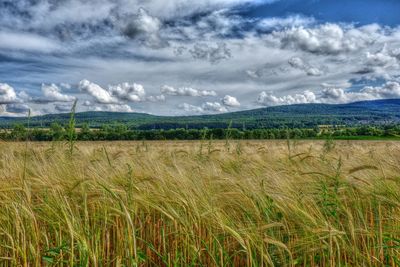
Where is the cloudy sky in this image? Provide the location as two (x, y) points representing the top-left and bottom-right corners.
(1, 0), (400, 116)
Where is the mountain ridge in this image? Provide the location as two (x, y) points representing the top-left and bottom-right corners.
(1, 99), (400, 129)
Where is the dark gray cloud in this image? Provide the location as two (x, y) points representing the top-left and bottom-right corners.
(121, 8), (167, 48)
(288, 57), (323, 76)
(54, 103), (73, 113)
(189, 42), (232, 63)
(6, 103), (30, 114)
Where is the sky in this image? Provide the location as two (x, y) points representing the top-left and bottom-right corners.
(0, 0), (400, 116)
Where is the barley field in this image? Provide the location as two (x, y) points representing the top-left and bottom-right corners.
(0, 140), (399, 266)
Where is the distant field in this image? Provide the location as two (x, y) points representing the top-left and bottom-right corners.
(0, 140), (399, 266)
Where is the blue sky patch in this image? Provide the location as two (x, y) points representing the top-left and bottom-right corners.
(245, 0), (400, 26)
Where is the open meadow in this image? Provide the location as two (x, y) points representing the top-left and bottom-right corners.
(0, 140), (400, 266)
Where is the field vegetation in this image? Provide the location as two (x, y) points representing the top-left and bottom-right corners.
(2, 122), (400, 141)
(0, 139), (399, 266)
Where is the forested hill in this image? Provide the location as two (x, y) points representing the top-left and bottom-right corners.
(1, 99), (400, 129)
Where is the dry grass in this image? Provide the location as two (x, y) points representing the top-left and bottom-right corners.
(0, 140), (399, 266)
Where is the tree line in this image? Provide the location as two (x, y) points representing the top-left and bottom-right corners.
(1, 123), (400, 141)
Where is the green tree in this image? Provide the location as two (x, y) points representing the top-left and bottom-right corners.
(50, 123), (65, 141)
(79, 123), (92, 141)
(10, 124), (27, 141)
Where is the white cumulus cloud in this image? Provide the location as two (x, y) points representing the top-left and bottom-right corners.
(42, 83), (76, 102)
(79, 80), (118, 104)
(258, 90), (317, 106)
(82, 100), (134, 112)
(361, 81), (400, 99)
(178, 103), (205, 113)
(278, 23), (382, 55)
(146, 95), (166, 102)
(222, 95), (240, 107)
(258, 81), (400, 106)
(0, 83), (19, 104)
(178, 101), (228, 114)
(109, 82), (146, 102)
(161, 85), (217, 97)
(202, 102), (228, 112)
(99, 104), (134, 112)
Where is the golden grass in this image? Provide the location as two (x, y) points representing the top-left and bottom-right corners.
(0, 140), (399, 266)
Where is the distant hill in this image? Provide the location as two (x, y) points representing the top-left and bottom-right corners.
(1, 99), (400, 129)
